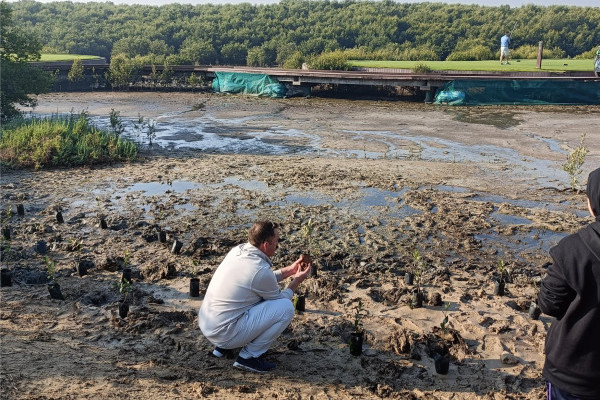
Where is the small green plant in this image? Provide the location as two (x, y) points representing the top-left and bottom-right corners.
(109, 108), (125, 138)
(302, 218), (314, 252)
(123, 250), (131, 269)
(66, 237), (83, 253)
(117, 277), (132, 296)
(562, 133), (588, 191)
(146, 120), (156, 146)
(411, 249), (427, 292)
(413, 63), (432, 73)
(353, 300), (365, 333)
(45, 256), (56, 283)
(497, 259), (507, 283)
(191, 259), (200, 275)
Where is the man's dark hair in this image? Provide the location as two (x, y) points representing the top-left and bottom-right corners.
(248, 221), (280, 247)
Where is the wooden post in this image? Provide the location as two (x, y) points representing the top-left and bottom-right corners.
(536, 41), (544, 69)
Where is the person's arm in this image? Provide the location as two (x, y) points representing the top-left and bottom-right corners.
(538, 253), (576, 319)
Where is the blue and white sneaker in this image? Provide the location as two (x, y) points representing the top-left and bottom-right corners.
(212, 347), (235, 359)
(233, 355), (276, 373)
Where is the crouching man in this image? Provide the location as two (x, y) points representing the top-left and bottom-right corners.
(199, 220), (312, 373)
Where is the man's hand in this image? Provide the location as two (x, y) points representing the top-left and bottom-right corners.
(281, 254), (312, 279)
(294, 259), (312, 281)
(286, 255), (313, 293)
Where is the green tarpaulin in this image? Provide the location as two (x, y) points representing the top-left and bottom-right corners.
(434, 80), (600, 105)
(212, 71), (288, 97)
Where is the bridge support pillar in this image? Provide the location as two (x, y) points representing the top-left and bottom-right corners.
(424, 90), (434, 104)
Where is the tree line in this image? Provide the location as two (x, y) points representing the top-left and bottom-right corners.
(9, 0), (600, 68)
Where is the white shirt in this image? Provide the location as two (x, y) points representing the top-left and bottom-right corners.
(198, 243), (292, 340)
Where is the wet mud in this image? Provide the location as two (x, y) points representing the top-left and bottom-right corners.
(1, 92), (599, 399)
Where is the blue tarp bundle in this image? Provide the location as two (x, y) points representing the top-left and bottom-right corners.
(434, 80), (600, 105)
(212, 71), (288, 97)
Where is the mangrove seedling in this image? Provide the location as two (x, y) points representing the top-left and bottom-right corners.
(121, 250), (132, 283)
(494, 260), (508, 296)
(434, 302), (451, 374)
(45, 256), (64, 300)
(410, 249), (427, 307)
(562, 133), (588, 192)
(116, 275), (133, 318)
(349, 300), (366, 356)
(293, 291), (306, 312)
(46, 256), (56, 283)
(301, 218), (318, 277)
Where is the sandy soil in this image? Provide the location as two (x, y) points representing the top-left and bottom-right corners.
(1, 92), (599, 399)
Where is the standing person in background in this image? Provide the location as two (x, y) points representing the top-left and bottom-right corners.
(198, 220), (312, 373)
(500, 32), (511, 65)
(538, 167), (600, 400)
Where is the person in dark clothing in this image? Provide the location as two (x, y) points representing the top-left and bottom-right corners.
(538, 167), (600, 400)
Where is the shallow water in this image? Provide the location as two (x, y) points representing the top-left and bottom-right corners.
(30, 104), (571, 189)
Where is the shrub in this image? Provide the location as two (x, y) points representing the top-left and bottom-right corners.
(307, 50), (350, 71)
(0, 112), (138, 169)
(107, 54), (145, 88)
(67, 59), (84, 82)
(446, 45), (493, 61)
(412, 63), (432, 73)
(282, 51), (305, 69)
(574, 47), (598, 59)
(544, 46), (566, 59)
(511, 44), (539, 59)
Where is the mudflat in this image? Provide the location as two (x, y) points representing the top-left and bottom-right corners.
(1, 92), (599, 399)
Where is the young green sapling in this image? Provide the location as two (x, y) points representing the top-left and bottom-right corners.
(349, 300), (366, 356)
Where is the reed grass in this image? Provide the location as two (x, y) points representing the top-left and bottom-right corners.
(0, 112), (138, 169)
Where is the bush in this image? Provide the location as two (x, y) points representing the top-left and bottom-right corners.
(446, 45), (494, 61)
(0, 112), (138, 169)
(574, 47), (598, 59)
(107, 54), (145, 88)
(343, 46), (438, 62)
(544, 46), (566, 59)
(412, 63), (432, 73)
(397, 47), (438, 61)
(307, 50), (350, 70)
(512, 44), (539, 59)
(282, 51), (305, 69)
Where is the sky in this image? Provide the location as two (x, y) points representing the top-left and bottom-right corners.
(4, 0), (599, 7)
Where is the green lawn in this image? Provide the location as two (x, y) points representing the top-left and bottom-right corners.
(349, 59), (595, 72)
(40, 54), (102, 62)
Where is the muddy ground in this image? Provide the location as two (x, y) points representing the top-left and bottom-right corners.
(1, 92), (599, 399)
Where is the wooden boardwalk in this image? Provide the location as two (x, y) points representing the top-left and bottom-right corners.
(35, 61), (599, 101)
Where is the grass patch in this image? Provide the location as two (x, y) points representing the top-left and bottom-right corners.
(40, 54), (103, 62)
(0, 113), (138, 169)
(349, 59), (594, 72)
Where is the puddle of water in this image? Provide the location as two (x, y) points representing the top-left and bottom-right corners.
(475, 229), (567, 257)
(490, 212), (532, 225)
(124, 181), (202, 195)
(174, 204), (198, 211)
(215, 177), (268, 191)
(284, 194), (332, 206)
